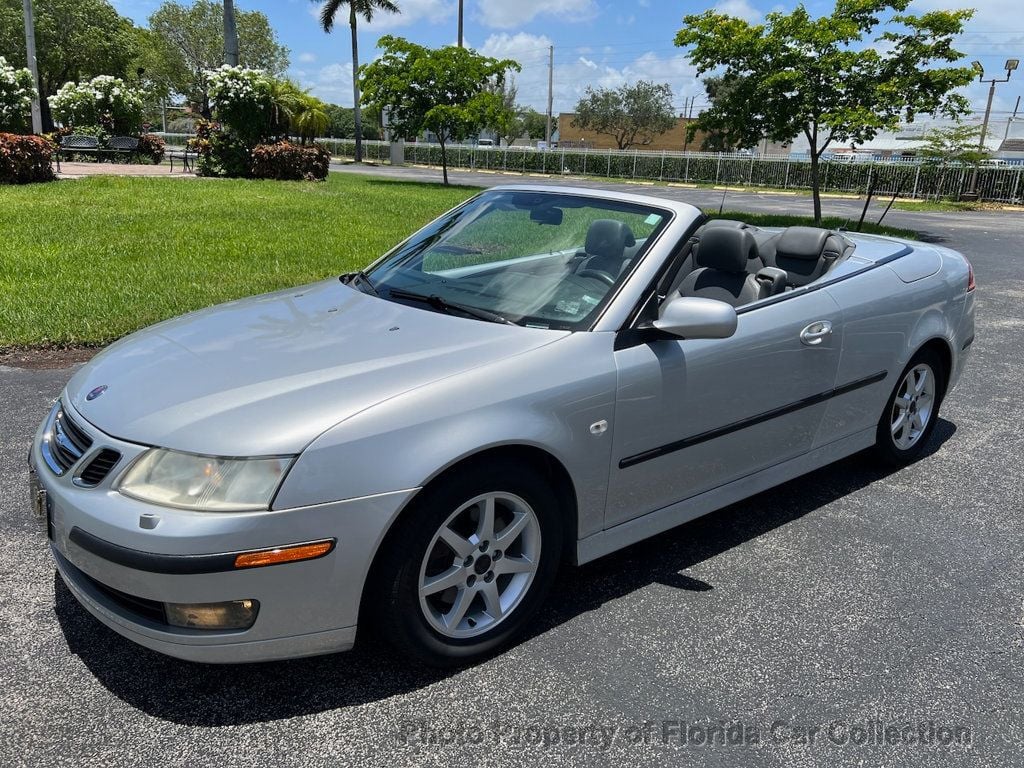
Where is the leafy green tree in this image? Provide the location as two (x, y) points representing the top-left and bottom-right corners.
(360, 36), (519, 184)
(147, 1), (288, 116)
(695, 75), (746, 152)
(314, 0), (399, 163)
(0, 0), (139, 130)
(675, 1), (976, 222)
(571, 81), (675, 150)
(918, 123), (988, 165)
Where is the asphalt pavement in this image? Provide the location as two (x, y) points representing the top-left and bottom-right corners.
(1, 174), (1022, 767)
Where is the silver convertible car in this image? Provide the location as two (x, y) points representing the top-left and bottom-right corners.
(30, 186), (975, 666)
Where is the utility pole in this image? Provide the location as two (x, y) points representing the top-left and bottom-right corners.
(22, 0), (42, 134)
(457, 0), (463, 47)
(545, 45), (554, 145)
(967, 58), (1018, 197)
(223, 0), (239, 66)
(681, 96), (695, 154)
(1005, 95), (1021, 141)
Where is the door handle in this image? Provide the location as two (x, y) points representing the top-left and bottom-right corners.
(800, 320), (833, 346)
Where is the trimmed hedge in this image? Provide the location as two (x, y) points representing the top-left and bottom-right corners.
(251, 141), (330, 181)
(0, 133), (55, 184)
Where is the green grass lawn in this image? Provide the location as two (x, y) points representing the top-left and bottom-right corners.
(1, 174), (474, 348)
(0, 174), (918, 349)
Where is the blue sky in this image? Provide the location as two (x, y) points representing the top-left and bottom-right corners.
(110, 0), (1024, 124)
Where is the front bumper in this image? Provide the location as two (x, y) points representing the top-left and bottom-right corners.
(32, 400), (417, 663)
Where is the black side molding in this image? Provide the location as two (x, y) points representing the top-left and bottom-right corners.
(618, 370), (888, 469)
(961, 335), (974, 350)
(68, 527), (335, 575)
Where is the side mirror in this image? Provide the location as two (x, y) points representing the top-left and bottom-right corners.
(652, 296), (738, 340)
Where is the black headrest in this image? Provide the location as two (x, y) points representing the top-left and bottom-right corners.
(585, 219), (636, 260)
(696, 227), (757, 273)
(775, 227), (830, 260)
(703, 219), (749, 231)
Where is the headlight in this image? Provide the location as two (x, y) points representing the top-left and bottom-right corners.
(117, 449), (294, 512)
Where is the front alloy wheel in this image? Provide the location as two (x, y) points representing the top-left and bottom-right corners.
(369, 459), (563, 666)
(418, 492), (541, 639)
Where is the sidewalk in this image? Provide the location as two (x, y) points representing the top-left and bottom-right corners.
(56, 161), (195, 179)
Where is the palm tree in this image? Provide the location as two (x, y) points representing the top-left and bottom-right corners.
(315, 0), (400, 162)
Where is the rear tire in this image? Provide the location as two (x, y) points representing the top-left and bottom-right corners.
(368, 459), (563, 667)
(872, 348), (945, 467)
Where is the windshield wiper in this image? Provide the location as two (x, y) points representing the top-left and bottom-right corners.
(339, 270), (379, 296)
(386, 288), (516, 326)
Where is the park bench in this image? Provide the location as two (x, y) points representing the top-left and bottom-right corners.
(102, 135), (140, 162)
(55, 135), (141, 172)
(55, 135), (100, 171)
(168, 149), (198, 173)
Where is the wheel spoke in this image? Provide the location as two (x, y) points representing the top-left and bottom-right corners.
(480, 581), (503, 619)
(442, 586), (475, 629)
(420, 565), (465, 597)
(476, 496), (496, 543)
(439, 527), (474, 558)
(891, 411), (906, 435)
(495, 510), (530, 548)
(496, 555), (534, 576)
(911, 411), (926, 431)
(913, 369), (928, 395)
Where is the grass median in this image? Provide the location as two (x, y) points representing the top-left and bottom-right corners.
(1, 173), (917, 349)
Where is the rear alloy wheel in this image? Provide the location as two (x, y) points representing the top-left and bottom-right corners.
(873, 349), (944, 466)
(370, 461), (562, 666)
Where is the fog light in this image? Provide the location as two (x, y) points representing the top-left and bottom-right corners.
(164, 599), (259, 630)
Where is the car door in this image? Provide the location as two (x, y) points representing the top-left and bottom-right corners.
(604, 290), (844, 528)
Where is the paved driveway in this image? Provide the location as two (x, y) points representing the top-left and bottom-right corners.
(1, 176), (1022, 767)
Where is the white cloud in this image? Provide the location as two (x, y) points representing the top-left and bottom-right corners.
(298, 52), (317, 64)
(308, 62), (356, 106)
(363, 0), (454, 30)
(480, 32), (702, 115)
(476, 0), (597, 29)
(711, 0), (763, 24)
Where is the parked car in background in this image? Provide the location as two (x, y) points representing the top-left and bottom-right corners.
(30, 187), (975, 666)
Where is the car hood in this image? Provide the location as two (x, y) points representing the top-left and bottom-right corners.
(66, 280), (568, 455)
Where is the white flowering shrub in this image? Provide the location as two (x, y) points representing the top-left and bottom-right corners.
(50, 75), (144, 134)
(206, 65), (276, 145)
(0, 56), (36, 133)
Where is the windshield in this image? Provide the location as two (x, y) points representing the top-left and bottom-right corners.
(365, 190), (672, 330)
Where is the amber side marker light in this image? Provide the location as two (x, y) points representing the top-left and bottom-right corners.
(234, 539), (335, 569)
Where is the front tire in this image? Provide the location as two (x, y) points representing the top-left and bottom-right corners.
(873, 349), (944, 466)
(369, 459), (563, 667)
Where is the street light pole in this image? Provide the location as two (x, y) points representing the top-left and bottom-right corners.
(457, 0), (463, 47)
(22, 0), (42, 134)
(968, 58), (1018, 197)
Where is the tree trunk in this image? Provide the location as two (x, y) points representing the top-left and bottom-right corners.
(809, 150), (823, 224)
(349, 8), (363, 163)
(223, 0), (239, 66)
(439, 137), (449, 185)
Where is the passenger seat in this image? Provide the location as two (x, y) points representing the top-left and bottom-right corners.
(674, 227), (764, 307)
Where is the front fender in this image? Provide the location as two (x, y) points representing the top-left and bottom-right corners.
(273, 332), (619, 540)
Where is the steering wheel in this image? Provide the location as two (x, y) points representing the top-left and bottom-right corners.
(576, 268), (616, 286)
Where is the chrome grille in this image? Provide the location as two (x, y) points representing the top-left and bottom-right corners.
(41, 403), (94, 476)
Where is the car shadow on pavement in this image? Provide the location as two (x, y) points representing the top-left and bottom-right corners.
(54, 419), (955, 726)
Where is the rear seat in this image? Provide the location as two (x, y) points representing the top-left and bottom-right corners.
(758, 226), (854, 288)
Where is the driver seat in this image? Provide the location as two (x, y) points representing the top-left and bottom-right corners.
(675, 227), (763, 307)
(575, 219), (636, 280)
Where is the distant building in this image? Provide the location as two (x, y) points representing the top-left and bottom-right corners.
(556, 113), (789, 154)
(557, 113), (710, 152)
